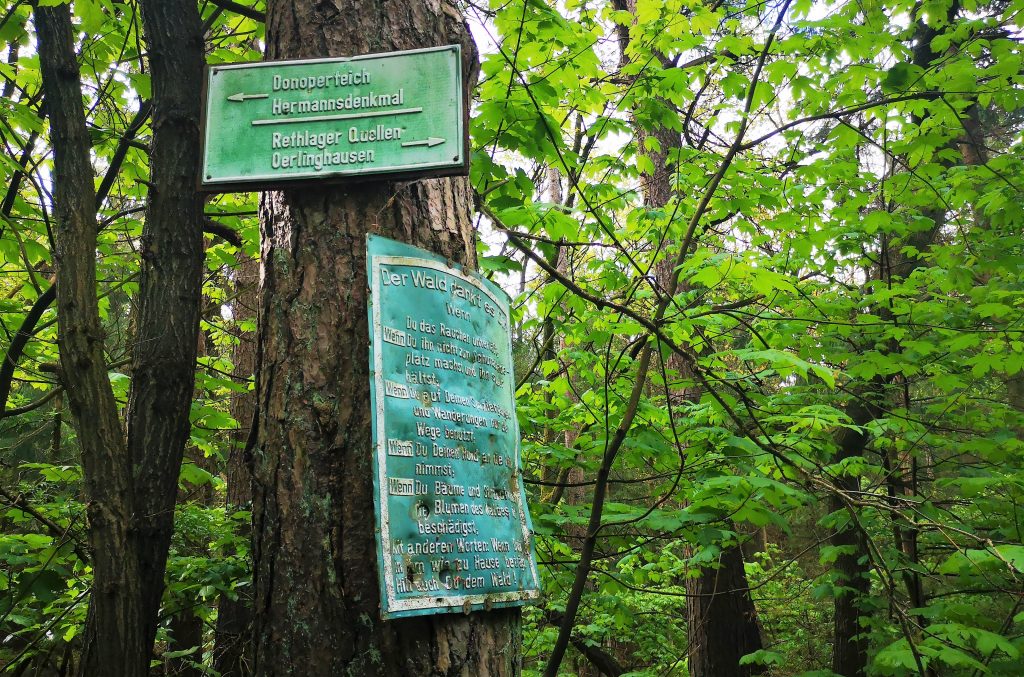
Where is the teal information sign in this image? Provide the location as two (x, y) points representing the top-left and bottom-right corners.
(201, 46), (464, 190)
(367, 235), (540, 619)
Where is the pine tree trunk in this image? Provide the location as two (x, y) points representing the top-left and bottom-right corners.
(829, 396), (879, 676)
(829, 10), (956, 673)
(251, 2), (522, 674)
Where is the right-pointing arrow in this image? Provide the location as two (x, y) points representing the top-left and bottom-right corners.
(401, 137), (445, 148)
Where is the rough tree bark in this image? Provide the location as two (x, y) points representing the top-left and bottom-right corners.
(828, 396), (879, 676)
(642, 119), (765, 677)
(250, 2), (521, 674)
(124, 0), (206, 667)
(35, 1), (206, 674)
(637, 103), (764, 677)
(35, 6), (141, 673)
(645, 122), (765, 677)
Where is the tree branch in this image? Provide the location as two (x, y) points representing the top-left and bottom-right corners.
(206, 0), (265, 21)
(0, 485), (88, 562)
(96, 100), (153, 208)
(0, 97), (152, 416)
(0, 284), (55, 414)
(203, 218), (243, 247)
(0, 385), (62, 417)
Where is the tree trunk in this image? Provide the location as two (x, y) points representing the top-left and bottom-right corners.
(166, 609), (203, 677)
(828, 397), (877, 676)
(36, 1), (206, 674)
(214, 253), (258, 677)
(250, 2), (521, 674)
(828, 9), (956, 673)
(126, 3), (205, 651)
(685, 546), (764, 677)
(35, 6), (144, 674)
(612, 3), (764, 674)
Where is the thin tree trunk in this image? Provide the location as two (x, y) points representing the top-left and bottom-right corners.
(250, 2), (521, 674)
(126, 4), (205, 654)
(612, 2), (764, 673)
(34, 6), (143, 674)
(829, 8), (957, 673)
(214, 254), (258, 677)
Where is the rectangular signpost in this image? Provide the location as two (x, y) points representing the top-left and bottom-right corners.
(201, 45), (465, 190)
(367, 235), (540, 619)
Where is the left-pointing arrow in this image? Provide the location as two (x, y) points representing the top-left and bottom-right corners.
(227, 92), (269, 102)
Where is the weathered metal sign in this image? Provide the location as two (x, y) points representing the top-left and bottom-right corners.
(200, 45), (465, 190)
(367, 235), (540, 619)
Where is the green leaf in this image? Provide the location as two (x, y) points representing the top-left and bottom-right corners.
(179, 463), (215, 487)
(739, 649), (784, 666)
(883, 63), (923, 92)
(162, 646), (200, 659)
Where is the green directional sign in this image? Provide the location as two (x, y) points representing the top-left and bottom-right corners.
(200, 46), (465, 190)
(366, 235), (541, 619)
